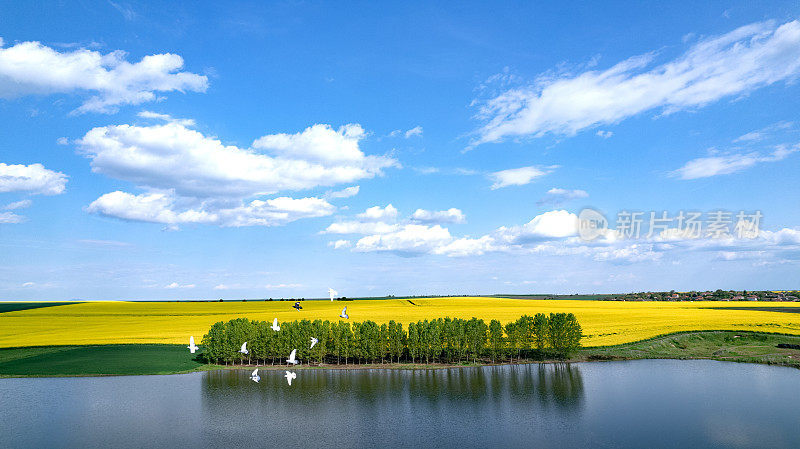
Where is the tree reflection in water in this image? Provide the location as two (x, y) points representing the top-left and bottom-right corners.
(201, 363), (585, 414)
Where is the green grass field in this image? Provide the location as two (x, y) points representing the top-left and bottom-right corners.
(0, 302), (79, 314)
(581, 331), (800, 368)
(0, 344), (205, 377)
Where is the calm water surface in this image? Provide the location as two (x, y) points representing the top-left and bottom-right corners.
(1, 360), (799, 448)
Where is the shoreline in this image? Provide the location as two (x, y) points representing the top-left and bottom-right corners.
(2, 330), (799, 378)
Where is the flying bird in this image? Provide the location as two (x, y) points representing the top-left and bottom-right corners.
(328, 288), (338, 301)
(250, 368), (260, 383)
(287, 349), (299, 365)
(293, 302), (303, 311)
(271, 318), (280, 332)
(187, 336), (199, 354)
(285, 371), (297, 386)
(310, 337), (318, 349)
(339, 306), (349, 319)
(239, 342), (248, 355)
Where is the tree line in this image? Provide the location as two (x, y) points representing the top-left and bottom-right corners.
(201, 313), (582, 366)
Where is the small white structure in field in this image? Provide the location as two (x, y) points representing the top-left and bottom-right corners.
(239, 342), (248, 355)
(310, 337), (318, 349)
(187, 336), (199, 354)
(285, 371), (297, 386)
(271, 318), (280, 332)
(250, 369), (260, 383)
(328, 288), (338, 301)
(287, 349), (299, 365)
(339, 306), (349, 319)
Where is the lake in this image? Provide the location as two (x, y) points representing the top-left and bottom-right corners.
(1, 360), (798, 448)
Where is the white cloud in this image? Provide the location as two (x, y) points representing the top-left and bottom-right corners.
(79, 122), (396, 198)
(137, 110), (196, 127)
(326, 206), (800, 267)
(79, 121), (397, 227)
(495, 210), (580, 242)
(253, 124), (369, 164)
(354, 224), (452, 254)
(324, 185), (360, 199)
(389, 126), (423, 138)
(357, 204), (399, 222)
(537, 188), (589, 206)
(411, 208), (466, 224)
(672, 145), (798, 179)
(472, 19), (800, 145)
(329, 239), (352, 249)
(489, 165), (556, 189)
(87, 191), (335, 227)
(596, 130), (613, 139)
(733, 121), (793, 143)
(165, 282), (195, 289)
(3, 199), (32, 210)
(56, 137), (69, 145)
(0, 39), (207, 114)
(0, 163), (67, 195)
(0, 211), (24, 223)
(324, 220), (399, 235)
(404, 126), (423, 138)
(432, 235), (496, 257)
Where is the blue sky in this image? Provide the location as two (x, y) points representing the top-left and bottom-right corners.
(1, 1), (800, 300)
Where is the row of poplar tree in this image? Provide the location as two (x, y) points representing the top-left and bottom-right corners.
(201, 313), (582, 366)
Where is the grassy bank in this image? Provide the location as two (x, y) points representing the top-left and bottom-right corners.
(0, 344), (206, 377)
(2, 331), (799, 377)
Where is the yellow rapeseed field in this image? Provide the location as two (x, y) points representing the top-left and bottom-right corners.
(1, 298), (800, 348)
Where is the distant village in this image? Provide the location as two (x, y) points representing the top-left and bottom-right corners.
(601, 290), (800, 302)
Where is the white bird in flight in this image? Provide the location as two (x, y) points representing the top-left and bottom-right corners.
(285, 371), (297, 386)
(328, 287), (338, 301)
(250, 368), (260, 383)
(287, 349), (299, 365)
(239, 342), (248, 355)
(310, 337), (318, 349)
(271, 317), (280, 332)
(187, 336), (199, 354)
(340, 306), (349, 319)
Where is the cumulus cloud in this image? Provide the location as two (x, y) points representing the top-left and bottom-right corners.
(495, 210), (580, 243)
(0, 39), (207, 113)
(87, 191), (335, 227)
(79, 121), (397, 227)
(79, 122), (395, 198)
(537, 188), (589, 206)
(489, 165), (556, 189)
(472, 19), (800, 145)
(355, 224), (452, 254)
(672, 144), (798, 179)
(357, 204), (399, 222)
(329, 239), (352, 249)
(327, 205), (800, 266)
(411, 208), (466, 224)
(0, 163), (67, 195)
(596, 130), (613, 139)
